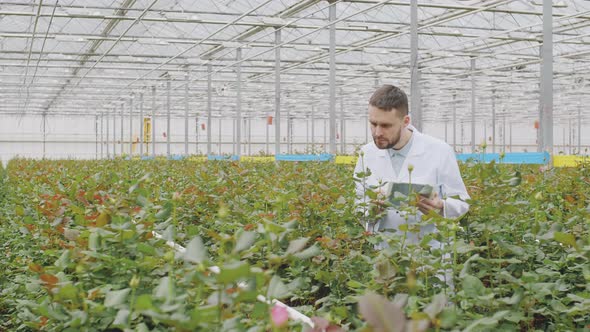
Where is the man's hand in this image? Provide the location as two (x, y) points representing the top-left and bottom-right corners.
(416, 192), (444, 215)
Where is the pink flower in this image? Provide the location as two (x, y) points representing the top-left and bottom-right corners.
(271, 305), (289, 327)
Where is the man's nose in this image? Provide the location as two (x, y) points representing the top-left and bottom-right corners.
(374, 126), (383, 136)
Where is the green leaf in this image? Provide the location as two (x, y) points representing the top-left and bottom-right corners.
(424, 293), (447, 320)
(54, 250), (71, 270)
(135, 294), (154, 311)
(191, 305), (219, 324)
(358, 292), (406, 332)
(293, 243), (322, 260)
(347, 280), (365, 289)
(154, 277), (175, 302)
(554, 232), (579, 250)
(184, 236), (207, 264)
(104, 288), (131, 307)
(217, 261), (250, 284)
(57, 284), (78, 301)
(112, 309), (130, 327)
(462, 275), (486, 298)
(233, 231), (256, 254)
(137, 242), (156, 256)
(155, 203), (172, 221)
(267, 275), (291, 299)
(89, 232), (99, 250)
(286, 237), (309, 255)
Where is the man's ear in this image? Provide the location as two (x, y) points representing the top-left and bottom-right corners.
(403, 115), (411, 127)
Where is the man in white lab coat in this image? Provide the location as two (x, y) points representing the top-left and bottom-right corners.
(354, 84), (470, 248)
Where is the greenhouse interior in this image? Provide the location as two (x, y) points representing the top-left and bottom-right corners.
(1, 1), (589, 331)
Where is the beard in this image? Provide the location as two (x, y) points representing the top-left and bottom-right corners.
(373, 128), (402, 150)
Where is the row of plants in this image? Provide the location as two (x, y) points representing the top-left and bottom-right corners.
(0, 158), (588, 331)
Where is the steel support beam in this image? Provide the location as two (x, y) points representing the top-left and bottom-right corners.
(492, 89), (496, 154)
(139, 92), (144, 156)
(236, 48), (242, 157)
(151, 85), (156, 157)
(410, 0), (422, 132)
(166, 77), (171, 157)
(471, 57), (476, 152)
(129, 95), (133, 157)
(328, 2), (337, 154)
(207, 63), (212, 155)
(540, 0), (553, 153)
(274, 28), (281, 157)
(185, 70), (189, 155)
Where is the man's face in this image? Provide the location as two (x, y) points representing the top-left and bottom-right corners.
(368, 105), (409, 149)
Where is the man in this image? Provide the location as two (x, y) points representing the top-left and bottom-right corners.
(354, 84), (469, 248)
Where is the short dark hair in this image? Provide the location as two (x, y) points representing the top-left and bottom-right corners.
(369, 84), (408, 116)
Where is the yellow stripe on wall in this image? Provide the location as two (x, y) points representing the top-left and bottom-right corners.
(335, 156), (358, 165)
(241, 156), (275, 163)
(553, 155), (590, 167)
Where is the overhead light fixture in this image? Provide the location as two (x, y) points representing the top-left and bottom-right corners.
(55, 35), (87, 42)
(294, 44), (321, 51)
(363, 47), (388, 54)
(261, 17), (286, 26)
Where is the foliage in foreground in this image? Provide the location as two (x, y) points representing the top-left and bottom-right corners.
(0, 158), (588, 331)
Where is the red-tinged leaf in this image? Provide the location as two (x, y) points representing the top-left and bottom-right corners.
(96, 211), (110, 227)
(29, 263), (43, 273)
(40, 273), (59, 287)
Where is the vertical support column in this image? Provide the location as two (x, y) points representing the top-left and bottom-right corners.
(95, 114), (99, 159)
(236, 48), (242, 158)
(306, 116), (309, 152)
(195, 117), (199, 154)
(340, 88), (345, 154)
(540, 0), (553, 153)
(578, 104), (582, 154)
(311, 105), (315, 151)
(152, 86), (156, 157)
(139, 93), (144, 157)
(235, 47), (242, 158)
(502, 112), (506, 153)
(106, 110), (110, 159)
(166, 77), (171, 158)
(568, 118), (572, 154)
(219, 117), (222, 154)
(410, 0), (422, 131)
(562, 126), (566, 153)
(248, 118), (251, 155)
(266, 115), (269, 154)
(471, 57), (476, 152)
(492, 89), (496, 154)
(120, 103), (124, 156)
(232, 118), (236, 155)
(207, 63), (212, 155)
(112, 108), (116, 157)
(185, 70), (189, 156)
(274, 28), (281, 156)
(509, 122), (512, 152)
(484, 120), (487, 146)
(129, 95), (133, 157)
(42, 112), (47, 159)
(328, 2), (337, 154)
(444, 119), (448, 142)
(100, 112), (104, 159)
(453, 92), (457, 151)
(324, 118), (327, 152)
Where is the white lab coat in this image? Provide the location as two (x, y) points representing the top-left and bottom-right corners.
(354, 129), (470, 248)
